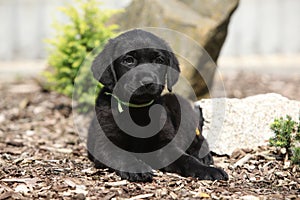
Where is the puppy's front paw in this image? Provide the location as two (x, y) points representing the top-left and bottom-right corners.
(203, 167), (228, 181)
(116, 171), (153, 182)
(194, 166), (228, 181)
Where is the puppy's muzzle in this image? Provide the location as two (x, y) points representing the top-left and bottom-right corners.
(124, 64), (164, 95)
(139, 77), (161, 94)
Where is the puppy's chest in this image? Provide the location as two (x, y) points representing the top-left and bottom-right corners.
(101, 108), (174, 152)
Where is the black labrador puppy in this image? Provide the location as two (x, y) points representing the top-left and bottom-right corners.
(87, 29), (228, 182)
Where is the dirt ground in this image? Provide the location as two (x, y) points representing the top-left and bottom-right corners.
(0, 72), (299, 199)
(212, 71), (300, 101)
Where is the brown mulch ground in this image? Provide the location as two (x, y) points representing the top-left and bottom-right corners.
(213, 71), (300, 101)
(0, 72), (299, 199)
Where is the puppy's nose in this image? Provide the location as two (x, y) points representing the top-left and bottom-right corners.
(140, 77), (155, 85)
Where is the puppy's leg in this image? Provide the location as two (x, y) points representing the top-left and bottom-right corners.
(162, 151), (228, 181)
(88, 117), (153, 182)
(192, 105), (214, 165)
(187, 134), (214, 166)
(114, 161), (153, 182)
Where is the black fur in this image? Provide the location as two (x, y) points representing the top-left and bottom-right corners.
(87, 29), (228, 182)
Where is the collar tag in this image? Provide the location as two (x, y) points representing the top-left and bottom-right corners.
(196, 128), (201, 136)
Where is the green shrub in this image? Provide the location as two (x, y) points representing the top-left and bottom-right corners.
(44, 0), (119, 111)
(270, 115), (300, 165)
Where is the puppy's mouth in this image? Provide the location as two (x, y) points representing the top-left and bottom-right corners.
(125, 83), (164, 104)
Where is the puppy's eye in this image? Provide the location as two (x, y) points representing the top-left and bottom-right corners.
(154, 56), (166, 64)
(121, 55), (136, 67)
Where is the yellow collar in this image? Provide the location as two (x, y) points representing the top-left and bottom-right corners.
(104, 92), (154, 113)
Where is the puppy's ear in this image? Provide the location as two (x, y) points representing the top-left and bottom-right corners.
(91, 39), (117, 91)
(167, 52), (180, 92)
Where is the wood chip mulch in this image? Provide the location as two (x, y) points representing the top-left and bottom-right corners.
(0, 80), (299, 200)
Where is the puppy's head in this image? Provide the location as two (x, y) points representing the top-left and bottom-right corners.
(91, 29), (180, 103)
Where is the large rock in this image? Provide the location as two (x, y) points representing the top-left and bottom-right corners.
(195, 93), (300, 156)
(112, 0), (239, 99)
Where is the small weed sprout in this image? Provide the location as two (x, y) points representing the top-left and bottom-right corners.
(269, 115), (300, 165)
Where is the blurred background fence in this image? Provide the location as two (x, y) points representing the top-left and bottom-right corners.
(0, 0), (299, 61)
